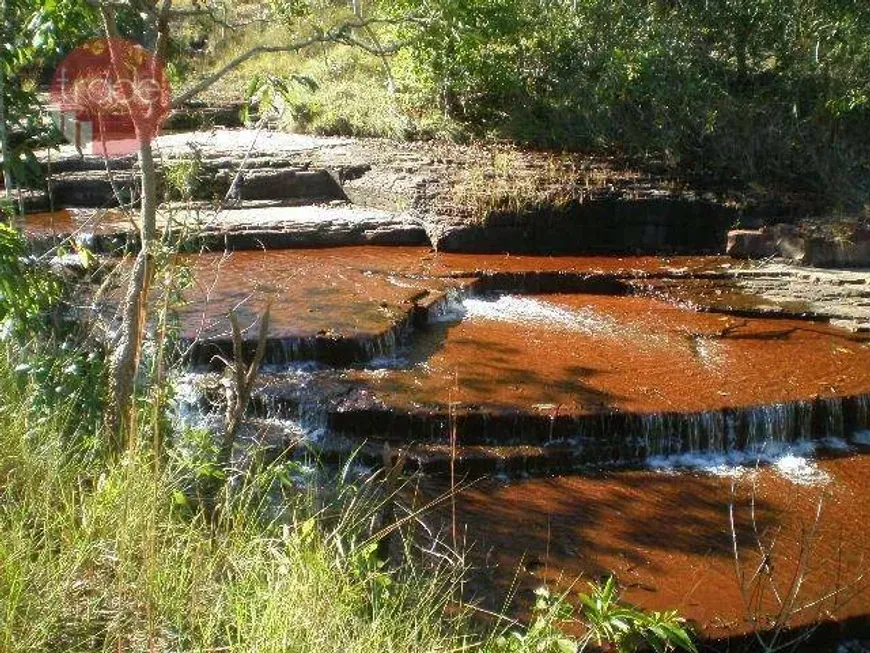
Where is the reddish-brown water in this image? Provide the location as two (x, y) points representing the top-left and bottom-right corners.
(176, 248), (449, 341)
(431, 252), (736, 277)
(419, 454), (870, 642)
(68, 241), (870, 641)
(174, 249), (732, 343)
(348, 293), (870, 415)
(21, 209), (132, 237)
(182, 250), (432, 338)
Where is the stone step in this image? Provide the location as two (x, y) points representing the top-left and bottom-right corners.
(142, 247), (467, 367)
(78, 248), (870, 378)
(390, 436), (870, 478)
(247, 381), (870, 462)
(22, 203), (430, 254)
(429, 195), (736, 255)
(33, 128), (760, 257)
(44, 166), (345, 207)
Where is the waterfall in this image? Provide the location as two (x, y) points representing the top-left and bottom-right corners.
(742, 400), (814, 448)
(551, 394), (870, 466)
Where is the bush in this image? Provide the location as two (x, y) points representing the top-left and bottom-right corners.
(388, 0), (870, 206)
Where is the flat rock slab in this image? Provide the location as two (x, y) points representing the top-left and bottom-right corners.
(45, 131), (354, 172)
(102, 251), (870, 371)
(727, 223), (870, 267)
(173, 203), (428, 248)
(642, 262), (870, 332)
(21, 203), (428, 253)
(146, 247), (471, 367)
(36, 128), (745, 254)
(325, 293), (870, 430)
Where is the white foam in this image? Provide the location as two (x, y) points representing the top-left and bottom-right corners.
(647, 439), (845, 486)
(773, 453), (831, 486)
(690, 335), (728, 369)
(460, 295), (619, 334)
(170, 372), (214, 430)
(852, 430), (870, 446)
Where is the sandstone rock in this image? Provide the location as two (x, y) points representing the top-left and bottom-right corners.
(771, 223), (808, 263)
(433, 196), (734, 255)
(729, 221), (870, 268)
(726, 229), (776, 259)
(803, 228), (870, 267)
(21, 203), (429, 253)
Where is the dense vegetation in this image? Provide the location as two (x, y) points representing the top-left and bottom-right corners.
(187, 0), (868, 209)
(4, 0), (870, 208)
(390, 0), (870, 204)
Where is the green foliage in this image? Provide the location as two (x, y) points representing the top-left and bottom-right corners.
(495, 578), (696, 653)
(0, 224), (105, 443)
(495, 586), (577, 652)
(190, 0), (869, 203)
(0, 223), (61, 335)
(386, 0), (870, 205)
(163, 155), (208, 202)
(578, 577), (696, 653)
(2, 0), (97, 194)
(0, 344), (470, 652)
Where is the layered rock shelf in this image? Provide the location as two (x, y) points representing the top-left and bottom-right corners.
(21, 127), (870, 477)
(14, 108), (870, 648)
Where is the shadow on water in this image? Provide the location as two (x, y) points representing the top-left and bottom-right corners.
(356, 318), (624, 413)
(412, 453), (870, 644)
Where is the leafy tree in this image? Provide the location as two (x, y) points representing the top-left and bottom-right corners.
(90, 0), (421, 450)
(389, 0), (870, 202)
(0, 0), (95, 202)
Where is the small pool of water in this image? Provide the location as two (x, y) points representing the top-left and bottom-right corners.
(416, 451), (870, 641)
(350, 292), (870, 415)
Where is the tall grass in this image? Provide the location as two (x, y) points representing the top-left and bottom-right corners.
(0, 341), (473, 652)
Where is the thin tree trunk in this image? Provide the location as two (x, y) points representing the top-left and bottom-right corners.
(98, 1), (162, 448)
(108, 137), (157, 449)
(0, 0), (13, 200)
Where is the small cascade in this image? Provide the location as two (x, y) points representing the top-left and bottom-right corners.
(183, 313), (414, 368)
(741, 401), (814, 448)
(249, 367), (331, 437)
(857, 394), (870, 425)
(825, 397), (845, 439)
(425, 287), (470, 324)
(576, 396), (865, 465)
(849, 394), (870, 441)
(159, 251), (870, 479)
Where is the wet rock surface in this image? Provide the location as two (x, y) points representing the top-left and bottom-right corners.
(121, 248), (870, 454)
(143, 247), (472, 367)
(416, 454), (870, 643)
(643, 262), (870, 332)
(22, 203), (428, 254)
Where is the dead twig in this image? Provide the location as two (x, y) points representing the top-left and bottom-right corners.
(221, 304), (270, 466)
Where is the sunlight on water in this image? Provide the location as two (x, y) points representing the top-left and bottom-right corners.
(462, 295), (612, 332)
(455, 295), (674, 350)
